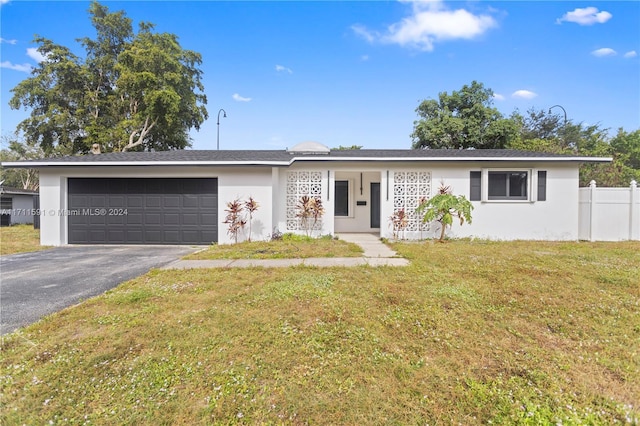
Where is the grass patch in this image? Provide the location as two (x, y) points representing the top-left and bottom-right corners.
(1, 240), (639, 424)
(185, 234), (363, 260)
(0, 224), (51, 255)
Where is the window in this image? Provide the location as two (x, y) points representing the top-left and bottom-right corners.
(335, 180), (349, 216)
(488, 171), (528, 200)
(0, 197), (12, 210)
(469, 169), (547, 202)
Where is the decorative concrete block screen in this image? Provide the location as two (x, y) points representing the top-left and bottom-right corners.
(286, 171), (323, 231)
(393, 171), (432, 234)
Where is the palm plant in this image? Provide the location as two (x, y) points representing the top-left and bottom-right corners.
(416, 183), (473, 242)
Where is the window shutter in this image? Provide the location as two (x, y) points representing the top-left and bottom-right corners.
(537, 171), (547, 201)
(470, 171), (481, 201)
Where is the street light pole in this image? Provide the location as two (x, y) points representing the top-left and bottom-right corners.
(548, 104), (568, 147)
(548, 104), (567, 127)
(217, 108), (227, 150)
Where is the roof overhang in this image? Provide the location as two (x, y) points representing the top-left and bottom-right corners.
(1, 155), (613, 168)
(290, 155), (613, 163)
(1, 160), (292, 168)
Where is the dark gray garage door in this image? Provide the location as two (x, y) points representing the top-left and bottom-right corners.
(68, 178), (217, 244)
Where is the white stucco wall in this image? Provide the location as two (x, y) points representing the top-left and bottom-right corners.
(217, 167), (274, 244)
(39, 172), (65, 245)
(382, 162), (579, 241)
(36, 160), (581, 246)
(38, 166), (276, 246)
(469, 163), (578, 241)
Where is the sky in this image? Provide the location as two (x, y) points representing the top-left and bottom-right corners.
(1, 0), (639, 151)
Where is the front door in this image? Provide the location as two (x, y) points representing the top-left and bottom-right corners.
(370, 182), (380, 228)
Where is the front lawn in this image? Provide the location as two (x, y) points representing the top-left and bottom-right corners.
(184, 234), (363, 260)
(1, 240), (638, 424)
(0, 224), (50, 255)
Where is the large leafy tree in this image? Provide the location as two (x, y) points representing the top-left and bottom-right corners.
(9, 1), (207, 155)
(411, 81), (518, 150)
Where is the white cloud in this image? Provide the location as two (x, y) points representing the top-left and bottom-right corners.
(624, 50), (638, 58)
(0, 0), (10, 5)
(591, 47), (617, 57)
(493, 93), (505, 101)
(275, 64), (292, 74)
(0, 37), (17, 44)
(360, 54), (369, 61)
(232, 93), (252, 102)
(352, 0), (497, 52)
(1, 61), (32, 72)
(512, 90), (537, 100)
(27, 47), (47, 63)
(557, 7), (612, 25)
(351, 24), (376, 43)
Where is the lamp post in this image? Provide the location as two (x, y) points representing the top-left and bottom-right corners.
(548, 104), (567, 146)
(217, 108), (227, 150)
(548, 104), (567, 126)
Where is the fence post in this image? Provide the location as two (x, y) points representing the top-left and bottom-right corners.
(589, 180), (597, 242)
(631, 180), (638, 240)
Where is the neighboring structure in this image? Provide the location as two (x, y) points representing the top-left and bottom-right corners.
(1, 143), (612, 245)
(0, 186), (38, 226)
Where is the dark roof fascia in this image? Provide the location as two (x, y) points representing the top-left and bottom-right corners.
(291, 155), (612, 164)
(0, 149), (612, 168)
(0, 186), (38, 195)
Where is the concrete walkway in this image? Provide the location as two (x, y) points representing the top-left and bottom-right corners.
(162, 233), (409, 269)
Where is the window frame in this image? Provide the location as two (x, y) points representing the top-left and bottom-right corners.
(480, 168), (537, 203)
(487, 170), (528, 201)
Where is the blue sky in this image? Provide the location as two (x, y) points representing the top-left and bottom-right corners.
(1, 0), (638, 151)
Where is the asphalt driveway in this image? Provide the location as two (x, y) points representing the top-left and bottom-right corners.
(0, 245), (198, 335)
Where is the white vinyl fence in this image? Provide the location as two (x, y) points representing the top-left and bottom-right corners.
(578, 180), (639, 241)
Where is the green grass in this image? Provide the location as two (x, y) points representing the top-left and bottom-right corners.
(1, 240), (639, 425)
(0, 224), (50, 255)
(184, 234), (363, 260)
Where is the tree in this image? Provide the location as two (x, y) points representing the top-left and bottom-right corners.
(9, 1), (207, 155)
(0, 136), (43, 190)
(510, 108), (565, 144)
(610, 128), (640, 170)
(411, 81), (518, 150)
(581, 128), (640, 186)
(507, 108), (639, 187)
(416, 183), (473, 242)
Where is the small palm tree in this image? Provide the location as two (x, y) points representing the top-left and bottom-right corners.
(416, 183), (473, 242)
